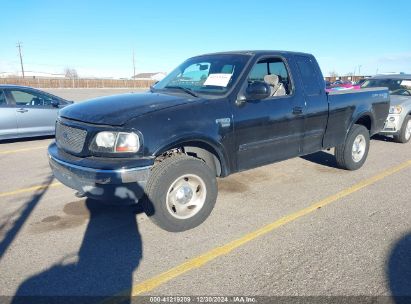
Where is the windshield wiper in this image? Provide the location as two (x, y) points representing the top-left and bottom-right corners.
(164, 86), (198, 97)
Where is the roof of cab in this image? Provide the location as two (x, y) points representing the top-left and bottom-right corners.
(193, 50), (313, 57)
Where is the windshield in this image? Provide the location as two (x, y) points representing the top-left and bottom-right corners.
(361, 78), (411, 96)
(153, 54), (251, 97)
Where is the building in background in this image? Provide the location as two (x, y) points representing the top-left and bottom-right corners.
(132, 72), (166, 81)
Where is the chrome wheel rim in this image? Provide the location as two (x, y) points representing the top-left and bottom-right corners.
(352, 134), (366, 162)
(166, 174), (207, 219)
(405, 120), (411, 141)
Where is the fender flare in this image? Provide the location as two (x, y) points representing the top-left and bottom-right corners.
(153, 134), (230, 176)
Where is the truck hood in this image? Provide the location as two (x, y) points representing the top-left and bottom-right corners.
(59, 92), (196, 126)
(390, 94), (411, 106)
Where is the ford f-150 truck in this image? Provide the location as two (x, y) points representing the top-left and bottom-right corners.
(48, 51), (390, 232)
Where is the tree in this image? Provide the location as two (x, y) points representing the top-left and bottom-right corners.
(64, 68), (78, 79)
(329, 70), (338, 78)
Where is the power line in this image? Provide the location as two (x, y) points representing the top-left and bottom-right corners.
(16, 41), (25, 78)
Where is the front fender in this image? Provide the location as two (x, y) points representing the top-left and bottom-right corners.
(153, 133), (230, 176)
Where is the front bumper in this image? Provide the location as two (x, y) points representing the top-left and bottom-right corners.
(48, 144), (152, 202)
(380, 114), (402, 134)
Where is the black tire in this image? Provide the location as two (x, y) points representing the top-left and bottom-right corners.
(335, 124), (370, 171)
(393, 115), (411, 143)
(144, 154), (217, 232)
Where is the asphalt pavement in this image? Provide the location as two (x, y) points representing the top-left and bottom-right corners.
(0, 89), (410, 303)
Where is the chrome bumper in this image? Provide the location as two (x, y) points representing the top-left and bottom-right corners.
(49, 154), (151, 201)
(381, 114), (401, 134)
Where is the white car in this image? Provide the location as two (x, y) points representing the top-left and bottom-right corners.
(362, 75), (411, 143)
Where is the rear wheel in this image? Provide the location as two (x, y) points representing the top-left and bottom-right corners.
(393, 115), (411, 143)
(144, 154), (217, 232)
(335, 124), (370, 170)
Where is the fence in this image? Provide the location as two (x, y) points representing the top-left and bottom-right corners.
(0, 78), (155, 88)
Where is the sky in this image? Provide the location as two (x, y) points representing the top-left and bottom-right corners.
(1, 0), (410, 78)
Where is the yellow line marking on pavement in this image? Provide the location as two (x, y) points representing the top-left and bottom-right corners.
(0, 146), (48, 155)
(104, 160), (411, 302)
(0, 182), (62, 198)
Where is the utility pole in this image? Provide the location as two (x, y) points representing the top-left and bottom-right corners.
(16, 41), (25, 78)
(132, 48), (136, 79)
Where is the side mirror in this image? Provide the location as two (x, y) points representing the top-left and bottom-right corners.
(245, 81), (271, 101)
(51, 99), (60, 107)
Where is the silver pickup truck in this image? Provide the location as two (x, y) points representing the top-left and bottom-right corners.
(362, 74), (411, 143)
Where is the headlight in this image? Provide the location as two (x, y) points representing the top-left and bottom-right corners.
(389, 105), (402, 114)
(90, 131), (140, 153)
(95, 131), (116, 148)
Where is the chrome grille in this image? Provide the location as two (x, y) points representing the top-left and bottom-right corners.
(56, 122), (87, 153)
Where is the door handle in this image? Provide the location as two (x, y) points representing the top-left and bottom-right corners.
(292, 106), (303, 115)
(17, 108), (28, 113)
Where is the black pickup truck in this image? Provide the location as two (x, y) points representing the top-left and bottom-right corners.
(49, 51), (389, 231)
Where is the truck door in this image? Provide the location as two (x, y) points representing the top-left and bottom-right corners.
(234, 56), (305, 171)
(294, 55), (329, 154)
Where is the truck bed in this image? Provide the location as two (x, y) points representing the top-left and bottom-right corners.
(323, 87), (390, 148)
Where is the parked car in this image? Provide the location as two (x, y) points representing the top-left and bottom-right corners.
(48, 50), (390, 232)
(362, 74), (411, 143)
(325, 80), (332, 89)
(327, 80), (361, 92)
(0, 85), (72, 140)
(355, 78), (367, 86)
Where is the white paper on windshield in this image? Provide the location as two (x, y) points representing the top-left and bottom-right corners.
(401, 80), (411, 86)
(204, 73), (232, 87)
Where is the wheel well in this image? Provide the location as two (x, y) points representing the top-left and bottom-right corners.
(156, 142), (223, 177)
(355, 115), (372, 131)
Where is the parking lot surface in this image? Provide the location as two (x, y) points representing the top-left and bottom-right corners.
(0, 90), (410, 303)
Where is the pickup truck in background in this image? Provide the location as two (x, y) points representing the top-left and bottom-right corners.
(48, 51), (390, 232)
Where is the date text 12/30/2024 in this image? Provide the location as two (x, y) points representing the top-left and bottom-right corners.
(149, 296), (257, 303)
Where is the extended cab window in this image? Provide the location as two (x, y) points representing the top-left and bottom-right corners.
(295, 56), (322, 96)
(248, 58), (291, 96)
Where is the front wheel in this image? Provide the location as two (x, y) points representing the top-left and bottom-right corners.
(144, 155), (218, 232)
(393, 115), (411, 143)
(335, 124), (370, 170)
